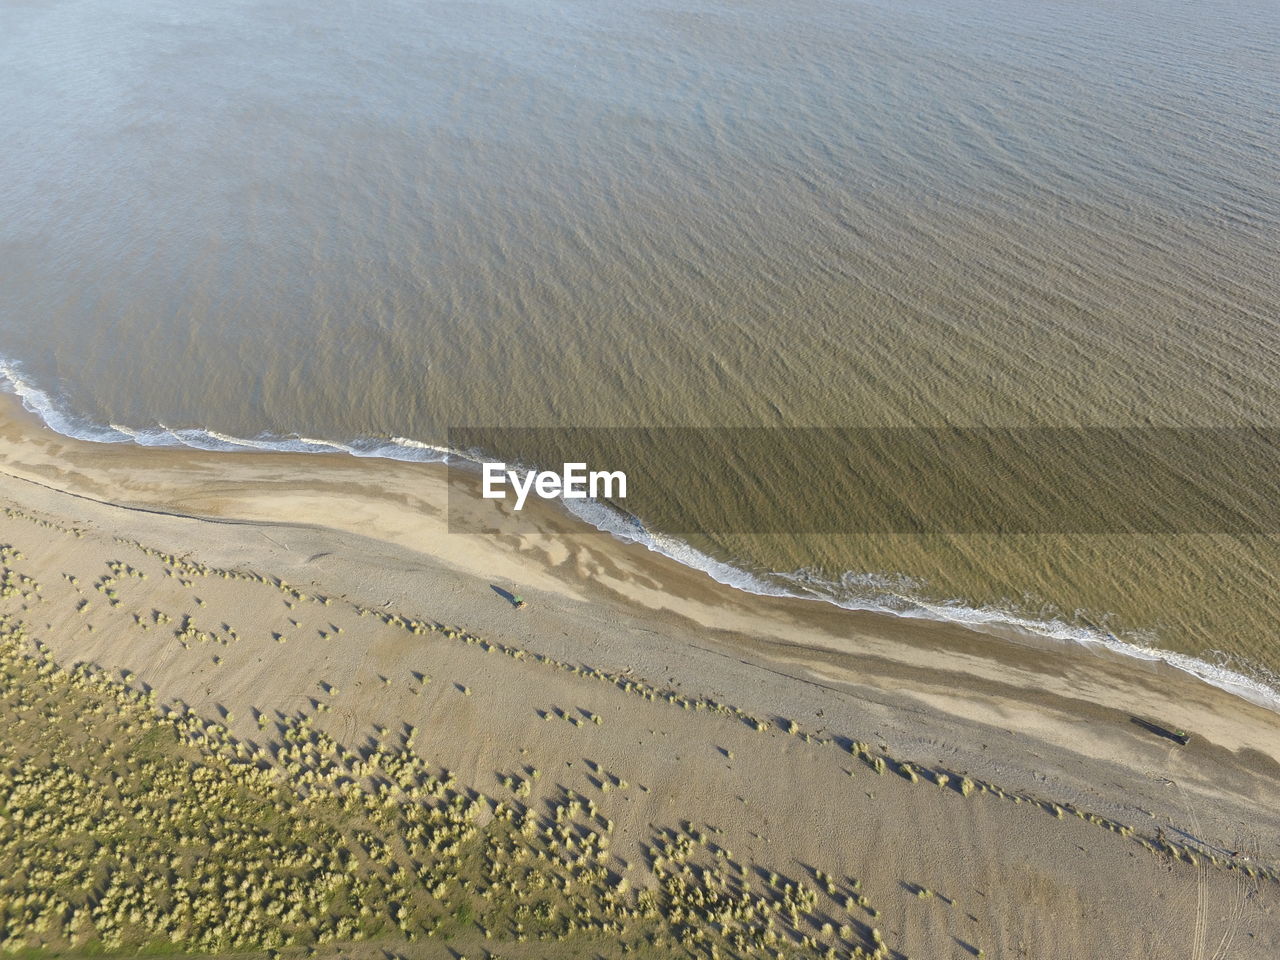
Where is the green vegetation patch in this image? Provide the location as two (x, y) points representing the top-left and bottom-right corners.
(0, 616), (894, 959)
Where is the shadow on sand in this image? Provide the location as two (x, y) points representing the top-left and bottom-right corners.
(1130, 716), (1191, 745)
(490, 584), (524, 608)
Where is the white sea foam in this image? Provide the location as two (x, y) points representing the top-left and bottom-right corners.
(2, 354), (1277, 711)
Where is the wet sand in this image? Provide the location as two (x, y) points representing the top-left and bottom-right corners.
(1, 393), (1278, 958)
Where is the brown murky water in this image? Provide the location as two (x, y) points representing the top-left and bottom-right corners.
(2, 0), (1278, 695)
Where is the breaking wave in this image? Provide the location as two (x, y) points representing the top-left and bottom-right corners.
(3, 354), (1277, 711)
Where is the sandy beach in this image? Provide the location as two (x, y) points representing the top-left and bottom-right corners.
(1, 392), (1277, 959)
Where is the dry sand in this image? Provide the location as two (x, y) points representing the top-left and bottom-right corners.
(0, 393), (1277, 959)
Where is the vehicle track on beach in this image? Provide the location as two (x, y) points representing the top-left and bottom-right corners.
(1178, 780), (1210, 960)
(1209, 864), (1247, 960)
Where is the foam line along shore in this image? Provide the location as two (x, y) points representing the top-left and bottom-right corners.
(2, 357), (1277, 712)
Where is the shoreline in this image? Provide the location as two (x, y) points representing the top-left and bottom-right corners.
(1, 388), (1279, 754)
(0, 387), (1278, 781)
(2, 359), (1278, 714)
(1, 389), (1278, 956)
